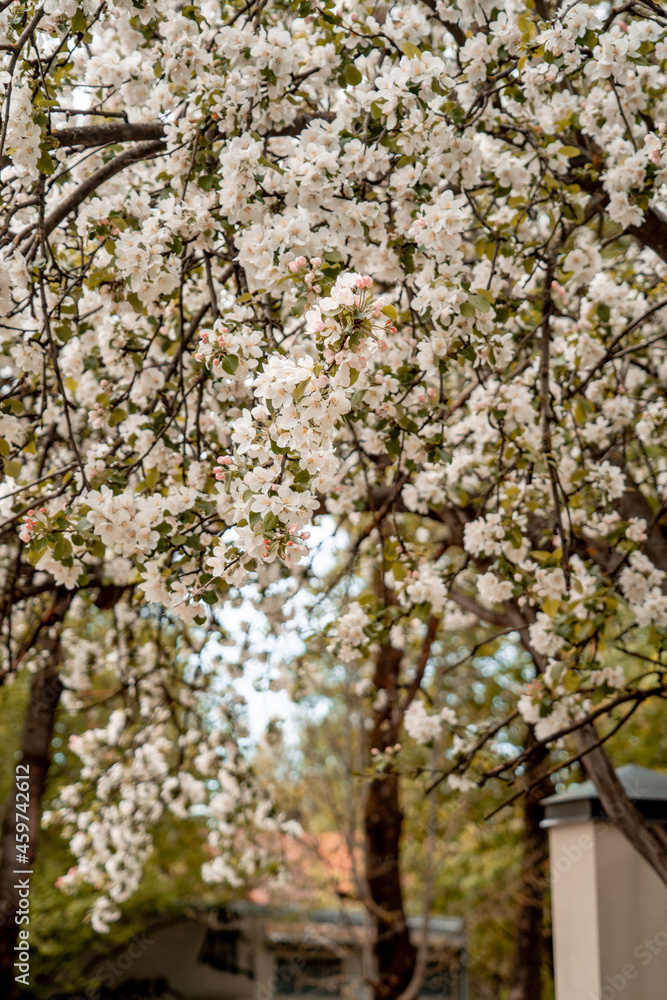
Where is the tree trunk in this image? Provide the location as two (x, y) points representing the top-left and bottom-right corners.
(365, 643), (417, 1000)
(509, 731), (551, 1000)
(0, 630), (63, 997)
(574, 722), (667, 885)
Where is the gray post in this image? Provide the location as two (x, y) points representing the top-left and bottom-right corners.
(541, 764), (667, 1000)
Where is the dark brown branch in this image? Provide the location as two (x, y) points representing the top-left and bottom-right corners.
(19, 139), (166, 250)
(52, 121), (165, 149)
(396, 614), (440, 721)
(574, 722), (667, 886)
(627, 206), (667, 265)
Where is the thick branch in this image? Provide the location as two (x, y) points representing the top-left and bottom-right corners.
(52, 120), (166, 149)
(573, 722), (667, 886)
(20, 139), (166, 248)
(627, 206), (667, 265)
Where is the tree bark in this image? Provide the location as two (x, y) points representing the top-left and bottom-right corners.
(573, 722), (667, 885)
(365, 643), (417, 1000)
(0, 628), (64, 997)
(508, 731), (552, 1000)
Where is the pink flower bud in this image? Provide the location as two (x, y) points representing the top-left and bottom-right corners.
(310, 257), (322, 267)
(289, 523), (299, 534)
(212, 358), (220, 366)
(221, 456), (232, 465)
(195, 352), (204, 361)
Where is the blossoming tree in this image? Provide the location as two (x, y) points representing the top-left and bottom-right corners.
(3, 0), (667, 994)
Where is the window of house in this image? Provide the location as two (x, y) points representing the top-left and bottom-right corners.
(198, 928), (242, 974)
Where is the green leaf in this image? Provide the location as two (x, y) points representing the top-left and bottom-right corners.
(258, 154), (285, 175)
(401, 41), (421, 58)
(53, 535), (72, 561)
(507, 525), (523, 549)
(71, 8), (87, 32)
(542, 597), (560, 617)
(109, 407), (127, 426)
(344, 64), (362, 86)
(391, 561), (407, 581)
(382, 304), (397, 322)
(27, 544), (46, 566)
(468, 294), (491, 314)
(222, 355), (239, 375)
(292, 377), (312, 402)
(4, 458), (21, 478)
(144, 467), (160, 490)
(36, 149), (55, 176)
(562, 670), (579, 694)
(263, 512), (279, 532)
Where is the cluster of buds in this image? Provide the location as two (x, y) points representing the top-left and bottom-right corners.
(194, 325), (231, 365)
(370, 743), (402, 755)
(19, 507), (47, 543)
(261, 523), (311, 566)
(212, 455), (233, 480)
(288, 255), (323, 293)
(369, 743), (403, 771)
(287, 522), (310, 544)
(95, 217), (120, 238)
(375, 298), (397, 334)
(304, 274), (398, 369)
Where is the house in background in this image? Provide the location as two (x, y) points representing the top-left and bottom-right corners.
(83, 902), (468, 1000)
(71, 831), (467, 1000)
